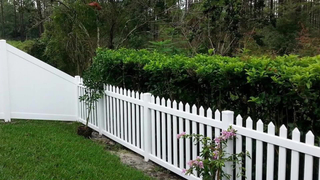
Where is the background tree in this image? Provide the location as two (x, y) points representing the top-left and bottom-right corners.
(1, 0), (320, 75)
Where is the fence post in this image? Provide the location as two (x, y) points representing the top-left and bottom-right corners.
(98, 86), (106, 135)
(0, 40), (11, 122)
(222, 110), (234, 180)
(143, 93), (152, 161)
(74, 76), (81, 122)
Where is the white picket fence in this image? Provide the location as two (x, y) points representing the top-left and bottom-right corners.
(76, 79), (320, 180)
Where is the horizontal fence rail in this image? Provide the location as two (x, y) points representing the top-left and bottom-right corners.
(77, 82), (320, 180)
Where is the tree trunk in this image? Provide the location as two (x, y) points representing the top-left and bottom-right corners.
(96, 15), (99, 47)
(13, 0), (17, 34)
(19, 0), (25, 40)
(109, 20), (115, 49)
(36, 0), (44, 36)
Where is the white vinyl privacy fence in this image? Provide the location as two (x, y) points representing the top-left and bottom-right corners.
(0, 40), (78, 122)
(77, 82), (320, 180)
(2, 39), (320, 180)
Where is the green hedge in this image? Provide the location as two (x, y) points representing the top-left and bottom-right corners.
(84, 48), (320, 135)
(7, 40), (36, 53)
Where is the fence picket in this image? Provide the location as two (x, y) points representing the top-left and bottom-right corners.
(192, 105), (198, 176)
(105, 86), (109, 131)
(245, 117), (253, 180)
(214, 110), (221, 179)
(161, 98), (166, 160)
(167, 99), (172, 164)
(156, 97), (161, 158)
(85, 88), (88, 122)
(304, 131), (314, 179)
(222, 111), (233, 180)
(132, 91), (136, 146)
(80, 87), (83, 120)
(136, 92), (140, 148)
(172, 100), (178, 166)
(255, 120), (263, 180)
(112, 92), (116, 135)
(214, 110), (221, 139)
(124, 89), (128, 141)
(140, 92), (144, 149)
(185, 103), (191, 169)
(206, 108), (213, 140)
(178, 102), (184, 169)
(278, 125), (287, 180)
(120, 88), (124, 139)
(116, 87), (120, 137)
(236, 115), (243, 180)
(91, 100), (94, 125)
(105, 90), (109, 132)
(266, 122), (275, 180)
(290, 128), (300, 180)
(95, 101), (98, 126)
(151, 96), (156, 155)
(128, 91), (132, 144)
(199, 106), (205, 152)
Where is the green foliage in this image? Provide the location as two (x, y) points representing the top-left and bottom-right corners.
(3, 0), (320, 62)
(81, 58), (106, 126)
(84, 48), (320, 135)
(7, 40), (36, 52)
(7, 39), (48, 62)
(148, 40), (187, 55)
(42, 0), (97, 76)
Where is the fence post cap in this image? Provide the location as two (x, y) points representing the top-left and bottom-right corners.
(74, 76), (81, 84)
(222, 110), (234, 115)
(143, 93), (152, 100)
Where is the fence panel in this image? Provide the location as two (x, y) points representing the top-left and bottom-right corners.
(77, 83), (320, 180)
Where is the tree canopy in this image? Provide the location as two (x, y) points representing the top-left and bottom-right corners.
(1, 0), (320, 75)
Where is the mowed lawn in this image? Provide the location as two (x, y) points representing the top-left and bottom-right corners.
(0, 120), (151, 180)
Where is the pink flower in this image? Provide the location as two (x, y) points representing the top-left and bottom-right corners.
(220, 128), (236, 141)
(214, 137), (221, 145)
(198, 161), (204, 168)
(187, 160), (194, 166)
(182, 169), (187, 174)
(213, 150), (219, 159)
(177, 132), (186, 139)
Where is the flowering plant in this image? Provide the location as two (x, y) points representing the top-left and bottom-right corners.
(177, 126), (249, 180)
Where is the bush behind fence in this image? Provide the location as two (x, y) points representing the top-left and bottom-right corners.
(84, 48), (320, 135)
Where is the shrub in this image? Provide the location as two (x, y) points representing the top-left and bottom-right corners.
(84, 48), (320, 135)
(7, 40), (36, 53)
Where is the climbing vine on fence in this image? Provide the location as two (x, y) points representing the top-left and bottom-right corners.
(83, 48), (320, 135)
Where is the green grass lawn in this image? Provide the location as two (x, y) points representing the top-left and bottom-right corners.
(0, 120), (151, 180)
